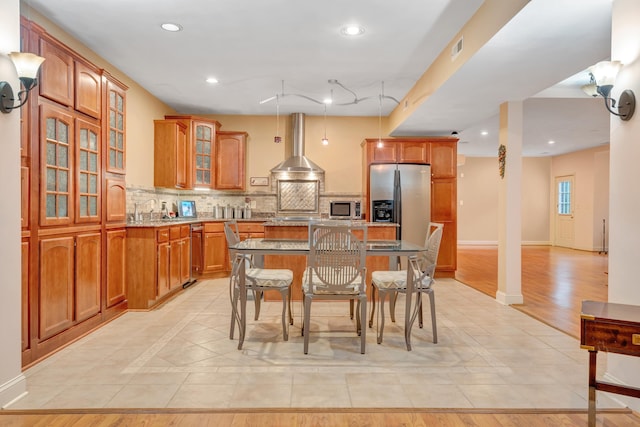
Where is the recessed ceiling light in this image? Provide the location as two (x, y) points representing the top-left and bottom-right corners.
(340, 25), (365, 36)
(206, 77), (219, 84)
(323, 98), (332, 104)
(480, 130), (488, 136)
(161, 23), (183, 32)
(548, 140), (555, 145)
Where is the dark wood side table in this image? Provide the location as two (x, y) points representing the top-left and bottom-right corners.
(580, 300), (640, 427)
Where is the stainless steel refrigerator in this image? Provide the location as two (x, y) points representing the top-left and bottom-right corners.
(369, 163), (431, 246)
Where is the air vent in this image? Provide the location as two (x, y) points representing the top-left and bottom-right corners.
(451, 36), (463, 60)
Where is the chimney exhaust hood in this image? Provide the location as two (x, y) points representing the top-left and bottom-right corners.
(270, 113), (324, 173)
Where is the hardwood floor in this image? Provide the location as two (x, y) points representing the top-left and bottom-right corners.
(0, 408), (638, 427)
(455, 245), (609, 338)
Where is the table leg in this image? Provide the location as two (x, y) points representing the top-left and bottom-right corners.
(588, 350), (597, 427)
(404, 265), (414, 351)
(238, 259), (247, 350)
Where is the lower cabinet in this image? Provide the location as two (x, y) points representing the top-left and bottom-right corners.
(39, 232), (101, 341)
(126, 225), (191, 309)
(203, 223), (227, 274)
(105, 229), (127, 308)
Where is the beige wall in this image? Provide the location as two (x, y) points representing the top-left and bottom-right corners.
(551, 145), (610, 251)
(458, 157), (551, 244)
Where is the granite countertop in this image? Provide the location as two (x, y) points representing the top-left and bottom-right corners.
(126, 217), (272, 228)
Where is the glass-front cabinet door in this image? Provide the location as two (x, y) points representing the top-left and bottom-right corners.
(194, 121), (215, 187)
(41, 104), (74, 226)
(106, 81), (125, 173)
(76, 118), (101, 222)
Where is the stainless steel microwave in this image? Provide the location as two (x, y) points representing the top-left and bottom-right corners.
(329, 200), (362, 219)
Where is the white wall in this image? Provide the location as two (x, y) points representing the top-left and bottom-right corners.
(457, 156), (550, 244)
(0, 0), (27, 408)
(608, 0), (640, 412)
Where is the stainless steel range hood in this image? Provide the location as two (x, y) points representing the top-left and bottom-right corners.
(270, 113), (324, 173)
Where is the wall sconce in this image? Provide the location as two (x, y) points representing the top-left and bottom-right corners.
(582, 60), (635, 121)
(0, 52), (45, 114)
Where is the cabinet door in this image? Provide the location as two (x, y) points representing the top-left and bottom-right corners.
(368, 141), (397, 163)
(203, 232), (227, 272)
(430, 142), (456, 178)
(74, 61), (101, 119)
(39, 36), (74, 107)
(105, 80), (126, 173)
(398, 141), (428, 163)
(193, 121), (215, 188)
(431, 178), (456, 222)
(75, 118), (101, 223)
(436, 222), (457, 272)
(105, 177), (126, 223)
(215, 132), (246, 190)
(40, 104), (74, 227)
(21, 240), (29, 352)
(106, 229), (126, 307)
(169, 239), (182, 289)
(39, 236), (74, 340)
(75, 233), (101, 322)
(154, 120), (188, 189)
(157, 242), (170, 297)
(176, 123), (188, 188)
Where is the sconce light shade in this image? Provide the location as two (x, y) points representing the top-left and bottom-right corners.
(9, 52), (46, 80)
(585, 60), (635, 121)
(1, 51), (45, 114)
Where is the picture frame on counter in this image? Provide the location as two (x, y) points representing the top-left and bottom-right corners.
(250, 177), (269, 186)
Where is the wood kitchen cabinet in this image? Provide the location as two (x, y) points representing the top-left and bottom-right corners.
(126, 225), (191, 309)
(162, 115), (221, 189)
(105, 229), (126, 309)
(38, 232), (101, 341)
(154, 120), (188, 189)
(203, 222), (227, 274)
(361, 137), (458, 276)
(21, 20), (128, 366)
(216, 131), (247, 190)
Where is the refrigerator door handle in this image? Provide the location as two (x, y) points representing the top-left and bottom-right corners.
(393, 169), (402, 240)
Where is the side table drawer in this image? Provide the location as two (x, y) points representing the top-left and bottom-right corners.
(581, 319), (640, 356)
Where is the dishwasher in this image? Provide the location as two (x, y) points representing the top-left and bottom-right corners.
(183, 223), (202, 289)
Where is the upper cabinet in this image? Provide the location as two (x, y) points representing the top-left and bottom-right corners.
(74, 60), (101, 119)
(364, 139), (429, 164)
(103, 73), (127, 174)
(39, 36), (74, 107)
(154, 116), (247, 191)
(430, 142), (456, 178)
(216, 131), (247, 190)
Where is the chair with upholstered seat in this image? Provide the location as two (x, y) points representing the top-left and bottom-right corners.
(369, 222), (443, 348)
(302, 223), (368, 354)
(225, 220), (294, 341)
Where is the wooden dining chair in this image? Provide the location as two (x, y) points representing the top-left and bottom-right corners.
(302, 223), (368, 354)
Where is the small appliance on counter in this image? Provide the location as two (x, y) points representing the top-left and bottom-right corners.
(178, 200), (197, 218)
(329, 200), (361, 220)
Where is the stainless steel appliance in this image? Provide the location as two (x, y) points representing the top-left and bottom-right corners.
(329, 200), (361, 219)
(371, 199), (393, 222)
(369, 163), (431, 245)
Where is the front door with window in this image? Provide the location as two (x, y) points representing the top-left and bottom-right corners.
(555, 175), (575, 248)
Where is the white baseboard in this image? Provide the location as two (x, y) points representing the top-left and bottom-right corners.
(458, 241), (552, 246)
(0, 373), (27, 409)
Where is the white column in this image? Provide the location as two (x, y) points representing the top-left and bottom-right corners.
(0, 0), (28, 408)
(606, 0), (640, 413)
(496, 101), (523, 305)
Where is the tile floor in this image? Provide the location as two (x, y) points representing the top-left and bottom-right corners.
(7, 278), (625, 410)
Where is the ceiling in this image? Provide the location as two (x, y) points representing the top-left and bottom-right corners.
(26, 0), (614, 157)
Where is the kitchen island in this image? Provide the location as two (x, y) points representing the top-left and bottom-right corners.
(262, 220), (398, 301)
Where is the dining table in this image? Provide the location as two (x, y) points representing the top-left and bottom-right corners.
(228, 237), (426, 351)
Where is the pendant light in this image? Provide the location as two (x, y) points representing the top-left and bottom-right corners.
(377, 82), (384, 148)
(274, 95), (281, 143)
(321, 104), (329, 145)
